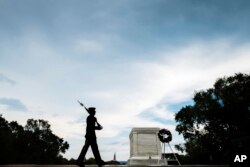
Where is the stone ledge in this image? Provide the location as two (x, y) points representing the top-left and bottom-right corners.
(0, 165), (230, 167)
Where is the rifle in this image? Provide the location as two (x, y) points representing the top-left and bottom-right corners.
(77, 100), (89, 112)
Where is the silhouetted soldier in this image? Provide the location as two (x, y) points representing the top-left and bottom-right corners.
(77, 103), (106, 167)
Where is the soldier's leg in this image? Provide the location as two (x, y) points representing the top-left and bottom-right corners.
(90, 139), (102, 164)
(77, 140), (90, 163)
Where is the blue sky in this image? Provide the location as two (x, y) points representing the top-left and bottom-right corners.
(1, 0), (250, 161)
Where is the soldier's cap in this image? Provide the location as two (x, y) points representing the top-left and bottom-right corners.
(88, 107), (96, 114)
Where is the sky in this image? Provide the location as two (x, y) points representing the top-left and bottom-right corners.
(1, 0), (250, 161)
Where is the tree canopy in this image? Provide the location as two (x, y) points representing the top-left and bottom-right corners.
(175, 73), (250, 164)
(0, 115), (69, 164)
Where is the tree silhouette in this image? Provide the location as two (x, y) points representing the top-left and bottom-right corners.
(175, 73), (250, 164)
(0, 115), (69, 164)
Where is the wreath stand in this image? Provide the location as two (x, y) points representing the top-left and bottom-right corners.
(158, 129), (181, 166)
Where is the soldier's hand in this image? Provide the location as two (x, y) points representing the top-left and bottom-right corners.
(97, 125), (103, 130)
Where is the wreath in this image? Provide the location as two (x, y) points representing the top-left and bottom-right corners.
(158, 129), (172, 143)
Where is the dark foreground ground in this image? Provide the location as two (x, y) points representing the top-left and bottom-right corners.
(0, 165), (229, 167)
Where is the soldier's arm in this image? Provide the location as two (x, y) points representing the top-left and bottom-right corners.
(95, 118), (103, 130)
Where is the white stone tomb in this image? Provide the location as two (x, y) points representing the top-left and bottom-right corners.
(127, 127), (161, 165)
